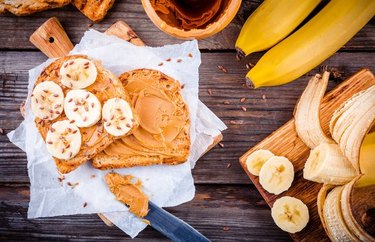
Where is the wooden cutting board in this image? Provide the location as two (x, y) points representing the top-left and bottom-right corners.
(239, 69), (375, 241)
(28, 17), (222, 226)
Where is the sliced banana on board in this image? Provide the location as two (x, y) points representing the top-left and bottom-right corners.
(271, 196), (309, 233)
(259, 156), (294, 195)
(64, 90), (101, 128)
(46, 120), (82, 160)
(31, 81), (64, 120)
(303, 143), (357, 185)
(102, 98), (134, 136)
(60, 58), (98, 89)
(245, 149), (275, 176)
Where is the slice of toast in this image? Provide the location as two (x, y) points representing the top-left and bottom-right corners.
(0, 0), (70, 16)
(92, 69), (191, 169)
(72, 0), (115, 22)
(34, 54), (137, 173)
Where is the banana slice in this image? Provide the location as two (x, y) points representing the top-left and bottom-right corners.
(303, 143), (357, 185)
(259, 156), (294, 195)
(271, 196), (309, 233)
(31, 81), (64, 120)
(102, 98), (134, 136)
(60, 58), (97, 89)
(46, 120), (82, 160)
(245, 149), (275, 176)
(64, 90), (101, 128)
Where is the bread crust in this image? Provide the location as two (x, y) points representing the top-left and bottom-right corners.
(72, 0), (115, 22)
(92, 69), (190, 169)
(34, 54), (137, 173)
(0, 0), (70, 16)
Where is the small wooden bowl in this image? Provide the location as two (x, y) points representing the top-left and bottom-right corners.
(141, 0), (242, 40)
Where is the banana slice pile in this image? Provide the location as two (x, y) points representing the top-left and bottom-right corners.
(246, 150), (294, 195)
(31, 57), (134, 161)
(246, 149), (308, 233)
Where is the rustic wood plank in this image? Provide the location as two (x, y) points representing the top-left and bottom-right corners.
(0, 0), (373, 51)
(0, 184), (290, 241)
(239, 69), (375, 242)
(1, 51), (375, 184)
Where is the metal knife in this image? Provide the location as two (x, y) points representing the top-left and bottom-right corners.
(145, 201), (211, 242)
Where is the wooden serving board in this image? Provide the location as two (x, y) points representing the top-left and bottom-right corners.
(29, 17), (222, 226)
(239, 69), (375, 241)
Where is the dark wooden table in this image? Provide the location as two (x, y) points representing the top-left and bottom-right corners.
(0, 1), (374, 241)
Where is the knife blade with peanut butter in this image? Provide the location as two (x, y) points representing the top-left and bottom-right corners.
(105, 172), (210, 241)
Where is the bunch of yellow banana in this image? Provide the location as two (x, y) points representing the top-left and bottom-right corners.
(235, 0), (320, 58)
(236, 0), (375, 88)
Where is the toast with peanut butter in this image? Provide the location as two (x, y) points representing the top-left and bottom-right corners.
(72, 0), (115, 22)
(0, 0), (70, 16)
(92, 69), (190, 169)
(32, 55), (138, 174)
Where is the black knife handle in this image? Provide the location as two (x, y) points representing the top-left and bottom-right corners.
(145, 201), (211, 242)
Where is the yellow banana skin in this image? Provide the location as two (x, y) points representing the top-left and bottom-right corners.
(247, 0), (375, 88)
(235, 0), (320, 58)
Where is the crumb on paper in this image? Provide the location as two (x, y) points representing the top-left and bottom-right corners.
(91, 174), (96, 178)
(166, 58), (171, 62)
(67, 182), (79, 189)
(188, 53), (193, 58)
(83, 202), (88, 208)
(176, 59), (182, 63)
(158, 62), (163, 66)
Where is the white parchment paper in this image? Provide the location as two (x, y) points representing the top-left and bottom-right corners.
(7, 30), (227, 238)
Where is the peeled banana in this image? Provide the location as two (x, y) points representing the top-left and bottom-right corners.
(235, 0), (320, 58)
(246, 0), (375, 88)
(303, 143), (357, 185)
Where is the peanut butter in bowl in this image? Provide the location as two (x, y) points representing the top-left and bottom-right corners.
(142, 0), (242, 39)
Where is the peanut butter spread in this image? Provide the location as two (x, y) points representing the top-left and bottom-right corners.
(93, 69), (190, 169)
(151, 0), (223, 29)
(35, 55), (136, 174)
(105, 173), (148, 217)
